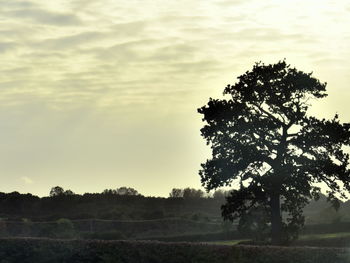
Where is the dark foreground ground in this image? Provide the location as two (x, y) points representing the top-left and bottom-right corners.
(0, 238), (349, 263)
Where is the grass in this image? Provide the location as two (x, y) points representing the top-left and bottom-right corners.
(206, 239), (249, 245)
(208, 232), (350, 247)
(295, 231), (350, 247)
(299, 232), (350, 240)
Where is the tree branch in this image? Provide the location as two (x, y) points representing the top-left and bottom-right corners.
(251, 102), (285, 126)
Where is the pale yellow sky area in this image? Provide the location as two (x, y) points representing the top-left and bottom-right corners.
(0, 0), (349, 197)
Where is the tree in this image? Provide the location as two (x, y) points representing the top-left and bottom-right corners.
(102, 187), (139, 196)
(49, 186), (75, 197)
(198, 61), (350, 245)
(49, 186), (65, 197)
(168, 188), (205, 198)
(63, 189), (75, 196)
(115, 187), (139, 196)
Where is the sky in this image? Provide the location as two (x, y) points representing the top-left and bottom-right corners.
(0, 0), (350, 197)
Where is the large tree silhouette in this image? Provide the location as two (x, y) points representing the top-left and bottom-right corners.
(198, 61), (350, 244)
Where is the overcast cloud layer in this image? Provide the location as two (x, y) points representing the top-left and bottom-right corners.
(1, 0), (350, 196)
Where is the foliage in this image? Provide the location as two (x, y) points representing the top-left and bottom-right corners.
(198, 61), (350, 244)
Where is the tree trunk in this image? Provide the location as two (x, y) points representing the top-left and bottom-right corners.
(270, 192), (282, 245)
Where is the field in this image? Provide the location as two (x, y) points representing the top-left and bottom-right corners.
(0, 238), (349, 263)
(2, 231), (350, 262)
(2, 192), (350, 262)
(210, 232), (350, 247)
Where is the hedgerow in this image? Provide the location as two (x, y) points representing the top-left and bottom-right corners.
(0, 238), (348, 263)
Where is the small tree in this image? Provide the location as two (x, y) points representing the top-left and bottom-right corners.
(198, 61), (350, 244)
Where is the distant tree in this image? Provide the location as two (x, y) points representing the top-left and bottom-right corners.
(115, 187), (139, 196)
(102, 187), (139, 196)
(49, 186), (65, 197)
(169, 188), (183, 198)
(63, 189), (75, 196)
(182, 188), (204, 199)
(198, 61), (350, 245)
(49, 186), (75, 197)
(102, 189), (117, 195)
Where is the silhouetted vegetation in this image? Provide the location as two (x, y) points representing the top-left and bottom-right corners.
(0, 187), (349, 243)
(0, 188), (222, 222)
(198, 61), (350, 245)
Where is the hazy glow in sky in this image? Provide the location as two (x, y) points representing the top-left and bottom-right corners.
(1, 0), (349, 196)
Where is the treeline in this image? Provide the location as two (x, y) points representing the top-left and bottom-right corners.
(0, 186), (347, 224)
(0, 186), (226, 222)
(49, 186), (228, 199)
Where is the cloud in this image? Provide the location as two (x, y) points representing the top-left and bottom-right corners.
(216, 0), (247, 7)
(20, 176), (33, 184)
(111, 21), (149, 36)
(0, 42), (17, 53)
(36, 32), (106, 50)
(5, 8), (82, 26)
(32, 21), (148, 51)
(0, 0), (36, 9)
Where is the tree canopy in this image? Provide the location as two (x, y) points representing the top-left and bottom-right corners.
(49, 186), (75, 197)
(169, 188), (205, 199)
(198, 61), (350, 244)
(102, 187), (140, 196)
